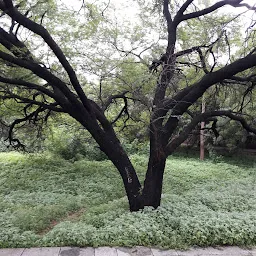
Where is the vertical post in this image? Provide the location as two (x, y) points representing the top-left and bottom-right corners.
(200, 98), (205, 160)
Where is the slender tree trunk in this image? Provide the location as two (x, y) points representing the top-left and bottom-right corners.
(200, 98), (206, 160)
(93, 133), (144, 211)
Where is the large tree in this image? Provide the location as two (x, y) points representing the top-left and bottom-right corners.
(0, 0), (255, 211)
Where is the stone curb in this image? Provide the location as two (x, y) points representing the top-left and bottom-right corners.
(0, 246), (255, 256)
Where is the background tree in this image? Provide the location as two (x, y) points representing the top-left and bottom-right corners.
(0, 0), (255, 211)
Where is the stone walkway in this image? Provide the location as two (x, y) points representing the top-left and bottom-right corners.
(0, 246), (256, 256)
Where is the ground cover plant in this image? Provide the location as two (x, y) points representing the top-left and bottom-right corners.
(0, 152), (255, 248)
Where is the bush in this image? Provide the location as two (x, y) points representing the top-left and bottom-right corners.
(45, 127), (107, 161)
(122, 139), (149, 155)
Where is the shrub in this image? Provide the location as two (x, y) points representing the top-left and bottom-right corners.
(44, 128), (107, 161)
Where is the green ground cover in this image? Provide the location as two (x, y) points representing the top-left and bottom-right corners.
(0, 152), (255, 248)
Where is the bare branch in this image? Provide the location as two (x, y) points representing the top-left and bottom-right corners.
(227, 74), (256, 83)
(177, 0), (194, 15)
(5, 106), (46, 149)
(0, 75), (59, 101)
(176, 0), (244, 24)
(171, 53), (256, 116)
(197, 48), (209, 74)
(174, 0), (194, 24)
(0, 27), (33, 60)
(175, 30), (225, 58)
(103, 90), (129, 111)
(0, 92), (63, 112)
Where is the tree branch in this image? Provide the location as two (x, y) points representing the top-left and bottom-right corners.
(172, 53), (256, 116)
(174, 0), (194, 25)
(175, 30), (225, 58)
(0, 0), (91, 111)
(163, 0), (172, 25)
(0, 92), (63, 112)
(5, 106), (46, 149)
(0, 27), (33, 60)
(0, 75), (60, 102)
(103, 90), (129, 111)
(176, 0), (244, 24)
(159, 52), (256, 144)
(166, 110), (256, 155)
(0, 49), (81, 110)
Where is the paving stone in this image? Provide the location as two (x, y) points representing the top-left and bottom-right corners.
(0, 248), (25, 256)
(116, 247), (133, 256)
(151, 248), (178, 256)
(117, 247), (151, 256)
(117, 248), (133, 256)
(176, 249), (201, 256)
(79, 247), (95, 256)
(95, 247), (117, 256)
(0, 246), (255, 256)
(59, 247), (81, 256)
(134, 247), (153, 256)
(22, 247), (60, 256)
(176, 247), (224, 256)
(250, 249), (256, 256)
(176, 246), (252, 256)
(212, 246), (252, 256)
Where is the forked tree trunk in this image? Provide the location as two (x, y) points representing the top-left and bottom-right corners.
(88, 131), (167, 211)
(104, 136), (167, 211)
(77, 109), (167, 211)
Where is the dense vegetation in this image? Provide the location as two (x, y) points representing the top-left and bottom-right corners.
(0, 152), (255, 248)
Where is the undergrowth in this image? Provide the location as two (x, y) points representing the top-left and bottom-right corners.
(0, 152), (255, 248)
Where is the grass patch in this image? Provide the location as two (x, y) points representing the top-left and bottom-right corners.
(0, 152), (255, 248)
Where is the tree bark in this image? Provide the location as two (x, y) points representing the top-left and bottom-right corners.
(105, 143), (144, 211)
(143, 126), (167, 208)
(92, 134), (144, 211)
(143, 153), (166, 208)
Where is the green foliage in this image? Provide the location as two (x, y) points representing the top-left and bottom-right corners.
(0, 152), (256, 248)
(122, 139), (149, 155)
(45, 125), (107, 161)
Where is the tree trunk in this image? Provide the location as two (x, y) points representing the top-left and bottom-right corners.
(107, 147), (144, 211)
(73, 111), (144, 211)
(143, 151), (166, 208)
(96, 133), (144, 211)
